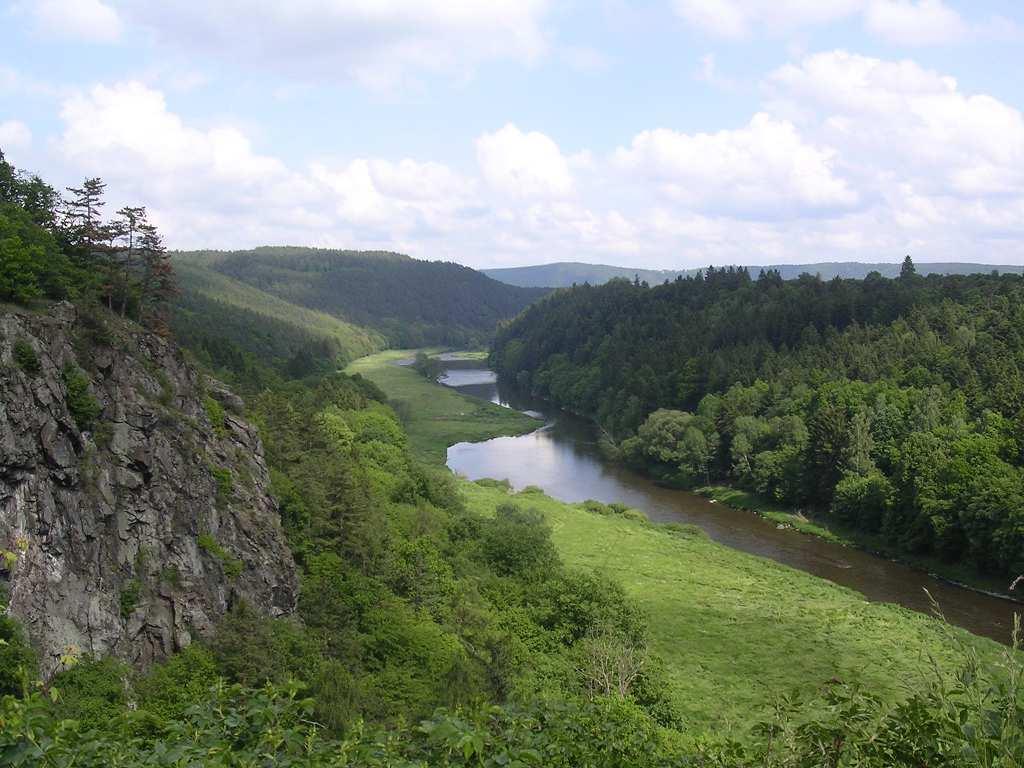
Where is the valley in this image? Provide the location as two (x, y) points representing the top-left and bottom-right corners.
(344, 349), (1014, 730)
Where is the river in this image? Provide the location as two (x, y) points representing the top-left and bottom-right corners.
(440, 359), (1021, 644)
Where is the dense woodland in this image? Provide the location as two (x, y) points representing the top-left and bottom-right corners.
(492, 262), (1024, 580)
(178, 247), (548, 348)
(2, 151), (1023, 765)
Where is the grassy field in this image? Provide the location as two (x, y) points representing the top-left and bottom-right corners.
(464, 481), (1002, 733)
(345, 350), (539, 463)
(344, 348), (1008, 732)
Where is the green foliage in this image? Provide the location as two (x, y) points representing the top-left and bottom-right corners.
(197, 532), (243, 578)
(119, 579), (141, 618)
(202, 395), (227, 436)
(0, 613), (37, 698)
(179, 246), (548, 348)
(412, 351), (444, 381)
(47, 656), (128, 733)
(61, 363), (101, 431)
(172, 259), (385, 386)
(207, 464), (234, 508)
(12, 339), (39, 374)
(481, 503), (560, 578)
(133, 645), (219, 721)
(0, 202), (73, 304)
(494, 269), (1024, 580)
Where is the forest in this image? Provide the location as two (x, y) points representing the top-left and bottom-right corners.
(2, 151), (1023, 766)
(177, 247), (548, 349)
(491, 262), (1024, 581)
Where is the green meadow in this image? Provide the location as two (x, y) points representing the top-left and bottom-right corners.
(345, 349), (538, 463)
(346, 349), (1007, 732)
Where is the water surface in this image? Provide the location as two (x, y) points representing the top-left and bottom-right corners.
(443, 362), (1021, 644)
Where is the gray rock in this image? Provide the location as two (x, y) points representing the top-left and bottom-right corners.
(0, 304), (298, 677)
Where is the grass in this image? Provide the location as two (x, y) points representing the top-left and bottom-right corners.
(697, 484), (1019, 598)
(345, 350), (539, 463)
(462, 480), (1005, 734)
(346, 348), (1012, 732)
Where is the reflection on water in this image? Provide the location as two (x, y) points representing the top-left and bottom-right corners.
(443, 362), (1021, 644)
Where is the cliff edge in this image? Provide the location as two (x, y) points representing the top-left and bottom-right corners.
(0, 302), (297, 676)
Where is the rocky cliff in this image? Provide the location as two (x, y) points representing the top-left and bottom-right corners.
(0, 302), (297, 677)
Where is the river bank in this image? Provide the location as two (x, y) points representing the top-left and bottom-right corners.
(695, 483), (1023, 604)
(342, 348), (1010, 730)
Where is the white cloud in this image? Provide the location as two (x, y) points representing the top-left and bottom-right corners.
(26, 0), (123, 43)
(0, 120), (32, 150)
(116, 0), (551, 88)
(47, 52), (1024, 269)
(476, 124), (575, 199)
(613, 113), (858, 217)
(671, 0), (991, 45)
(864, 0), (968, 45)
(769, 51), (1024, 199)
(671, 0), (862, 39)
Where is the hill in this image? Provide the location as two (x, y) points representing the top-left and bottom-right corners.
(178, 247), (549, 348)
(485, 260), (1022, 287)
(172, 258), (385, 383)
(491, 262), (1024, 583)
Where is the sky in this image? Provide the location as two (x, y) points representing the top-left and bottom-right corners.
(1, 1), (1023, 269)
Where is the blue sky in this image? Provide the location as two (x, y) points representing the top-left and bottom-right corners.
(2, 1), (1023, 269)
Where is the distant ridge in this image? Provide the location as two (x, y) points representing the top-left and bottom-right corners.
(484, 260), (1024, 288)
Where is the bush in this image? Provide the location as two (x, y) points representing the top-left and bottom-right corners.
(119, 579), (142, 618)
(48, 656), (128, 733)
(197, 532), (243, 577)
(134, 645), (220, 721)
(481, 503), (560, 578)
(202, 395), (227, 437)
(12, 339), (40, 374)
(0, 613), (37, 697)
(207, 604), (322, 687)
(62, 363), (101, 431)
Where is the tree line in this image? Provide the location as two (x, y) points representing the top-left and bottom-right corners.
(0, 149), (175, 330)
(492, 259), (1024, 580)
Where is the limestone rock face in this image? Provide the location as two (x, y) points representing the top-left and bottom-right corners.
(0, 303), (297, 677)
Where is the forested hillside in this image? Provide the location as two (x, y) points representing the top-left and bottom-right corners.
(3, 152), (1023, 766)
(172, 259), (384, 385)
(178, 247), (548, 348)
(486, 260), (1022, 288)
(492, 261), (1024, 581)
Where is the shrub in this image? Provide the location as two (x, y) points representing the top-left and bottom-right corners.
(0, 613), (37, 698)
(481, 503), (560, 578)
(203, 395), (226, 437)
(62, 364), (101, 430)
(134, 645), (219, 721)
(12, 339), (40, 374)
(48, 656), (128, 733)
(197, 532), (243, 578)
(119, 579), (142, 618)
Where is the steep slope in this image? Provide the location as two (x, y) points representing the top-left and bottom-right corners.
(173, 259), (385, 375)
(178, 247), (549, 347)
(485, 260), (1022, 287)
(0, 302), (297, 676)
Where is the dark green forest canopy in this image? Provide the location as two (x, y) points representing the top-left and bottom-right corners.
(491, 265), (1024, 579)
(176, 246), (549, 348)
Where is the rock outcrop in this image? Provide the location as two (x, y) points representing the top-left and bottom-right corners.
(0, 302), (298, 676)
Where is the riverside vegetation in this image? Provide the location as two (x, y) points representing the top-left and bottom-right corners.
(492, 262), (1024, 589)
(1, 151), (1022, 765)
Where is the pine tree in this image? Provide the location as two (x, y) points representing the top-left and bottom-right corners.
(113, 206), (147, 317)
(137, 222), (176, 332)
(899, 254), (916, 280)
